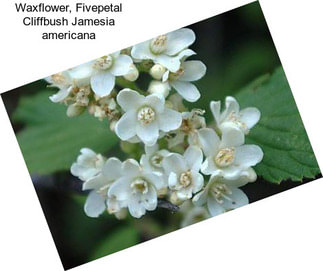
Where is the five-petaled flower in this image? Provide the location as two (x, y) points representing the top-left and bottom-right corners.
(162, 60), (206, 102)
(162, 146), (204, 200)
(108, 159), (166, 218)
(115, 89), (182, 146)
(198, 125), (263, 180)
(211, 96), (261, 135)
(193, 174), (249, 216)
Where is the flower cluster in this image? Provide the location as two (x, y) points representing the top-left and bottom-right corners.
(49, 28), (263, 224)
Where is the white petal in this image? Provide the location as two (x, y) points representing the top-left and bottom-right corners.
(224, 168), (257, 187)
(131, 41), (155, 60)
(171, 81), (200, 102)
(210, 101), (221, 125)
(128, 197), (146, 218)
(220, 124), (245, 148)
(234, 145), (264, 168)
(201, 157), (218, 175)
(145, 94), (165, 113)
(136, 121), (159, 146)
(146, 173), (166, 190)
(207, 196), (224, 217)
(142, 187), (158, 210)
(84, 191), (106, 218)
(192, 172), (204, 193)
(83, 174), (109, 191)
(116, 89), (145, 111)
(221, 166), (243, 180)
(110, 54), (133, 76)
(192, 190), (208, 206)
(179, 61), (206, 82)
(155, 54), (181, 72)
(162, 153), (186, 175)
(91, 72), (115, 97)
(184, 146), (203, 172)
(102, 157), (123, 179)
(221, 96), (240, 121)
(122, 159), (141, 177)
(80, 148), (96, 157)
(168, 172), (178, 189)
(239, 107), (261, 129)
(221, 187), (249, 210)
(158, 108), (182, 132)
(68, 61), (93, 86)
(176, 49), (196, 61)
(164, 28), (196, 55)
(115, 110), (137, 140)
(108, 177), (131, 201)
(49, 86), (72, 103)
(70, 164), (99, 181)
(198, 128), (220, 157)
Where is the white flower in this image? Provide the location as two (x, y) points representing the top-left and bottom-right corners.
(70, 148), (105, 181)
(150, 64), (167, 80)
(162, 60), (206, 102)
(193, 174), (249, 217)
(123, 63), (139, 82)
(140, 143), (169, 176)
(148, 80), (171, 97)
(131, 28), (196, 72)
(198, 125), (263, 180)
(168, 110), (206, 148)
(90, 52), (133, 97)
(115, 89), (182, 146)
(108, 159), (166, 218)
(46, 72), (73, 103)
(211, 96), (260, 134)
(82, 157), (125, 218)
(162, 146), (204, 200)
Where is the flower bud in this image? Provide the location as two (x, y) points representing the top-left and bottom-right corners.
(169, 192), (184, 206)
(66, 103), (85, 117)
(149, 64), (166, 80)
(157, 187), (168, 197)
(114, 208), (128, 220)
(123, 64), (139, 82)
(148, 80), (170, 98)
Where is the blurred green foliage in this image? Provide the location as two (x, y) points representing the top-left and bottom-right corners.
(12, 90), (118, 174)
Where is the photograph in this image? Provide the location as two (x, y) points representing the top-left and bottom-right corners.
(1, 1), (321, 270)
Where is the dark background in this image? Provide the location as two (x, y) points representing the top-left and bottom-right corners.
(2, 2), (320, 270)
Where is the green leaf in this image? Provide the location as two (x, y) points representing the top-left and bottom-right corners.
(89, 227), (139, 261)
(13, 90), (118, 175)
(235, 67), (320, 183)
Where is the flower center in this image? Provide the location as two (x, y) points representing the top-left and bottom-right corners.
(51, 73), (68, 85)
(179, 170), (192, 188)
(180, 119), (194, 134)
(211, 183), (233, 204)
(137, 106), (156, 125)
(150, 35), (167, 54)
(131, 178), (149, 194)
(169, 67), (185, 81)
(150, 153), (164, 168)
(214, 148), (235, 167)
(93, 55), (113, 70)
